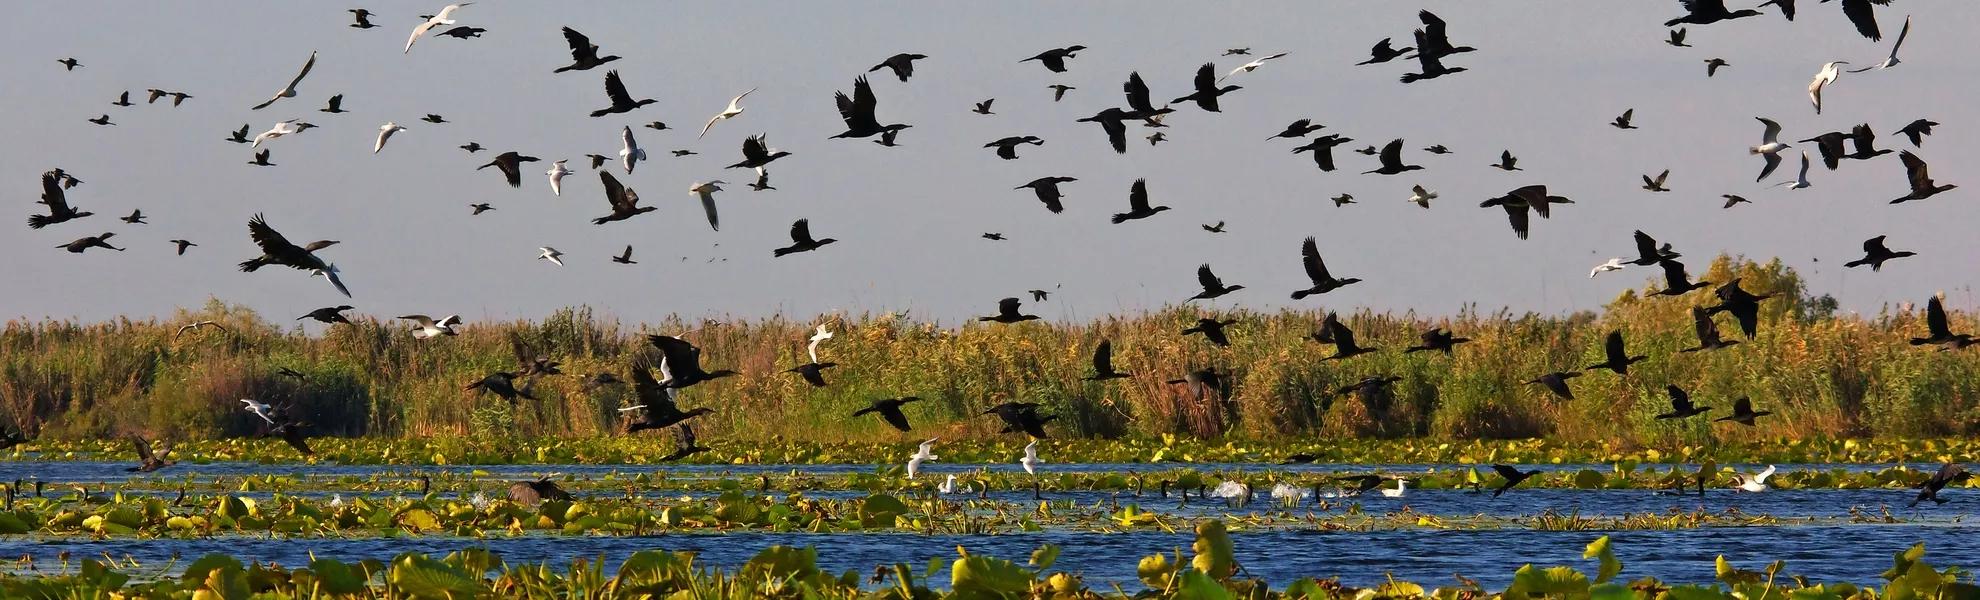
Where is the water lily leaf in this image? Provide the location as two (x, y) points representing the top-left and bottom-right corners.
(925, 556), (944, 579)
(742, 546), (818, 582)
(78, 559), (129, 590)
(202, 562), (251, 600)
(309, 558), (367, 595)
(1030, 544), (1061, 571)
(1505, 564), (1589, 598)
(389, 553), (479, 600)
(1191, 520), (1235, 581)
(183, 554), (244, 584)
(1715, 556), (1762, 586)
(1284, 578), (1324, 600)
(1138, 553), (1178, 589)
(1589, 583), (1634, 600)
(1665, 584), (1727, 600)
(396, 509), (441, 532)
(1583, 536), (1622, 583)
(951, 554), (1033, 599)
(1882, 543), (1927, 580)
(1174, 569), (1233, 600)
(1572, 469), (1606, 489)
(0, 513), (28, 534)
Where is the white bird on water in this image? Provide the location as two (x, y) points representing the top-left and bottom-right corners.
(538, 247), (564, 266)
(240, 399), (275, 424)
(250, 51), (316, 110)
(311, 263), (352, 298)
(1732, 465), (1776, 492)
(374, 122), (406, 154)
(1589, 258), (1628, 278)
(1408, 185), (1436, 209)
(618, 126), (645, 174)
(1849, 16), (1909, 72)
(251, 120), (311, 148)
(406, 3), (472, 53)
(700, 88), (756, 138)
(690, 181), (727, 232)
(1772, 151), (1812, 190)
(1020, 441), (1042, 475)
(1808, 61), (1848, 114)
(907, 438), (938, 478)
(807, 324), (832, 363)
(402, 314), (461, 339)
(546, 160), (573, 196)
(1749, 117), (1790, 182)
(1380, 477), (1408, 498)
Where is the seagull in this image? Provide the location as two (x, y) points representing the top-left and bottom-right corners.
(1705, 58), (1730, 77)
(478, 151), (540, 188)
(251, 120), (313, 148)
(1774, 152), (1813, 190)
(554, 27), (620, 72)
(1655, 385), (1712, 419)
(1895, 119), (1937, 148)
(1020, 45), (1086, 73)
(906, 439), (937, 479)
(1731, 465), (1776, 492)
(700, 88), (755, 138)
(311, 264), (352, 298)
(320, 94), (346, 113)
(1851, 16), (1909, 71)
(690, 182), (726, 231)
(537, 247), (564, 266)
(1407, 185), (1436, 209)
(1715, 397), (1773, 426)
(1490, 150), (1521, 170)
(251, 51), (316, 110)
(1362, 140), (1422, 175)
(1844, 235), (1915, 271)
(1290, 237), (1360, 299)
(175, 320), (226, 338)
(589, 70), (657, 117)
(170, 239), (196, 255)
(774, 219), (837, 256)
(240, 399), (275, 424)
(618, 126), (646, 174)
(1219, 52), (1288, 81)
(1611, 109), (1636, 130)
(1357, 38), (1413, 65)
(1750, 118), (1792, 182)
(1589, 258), (1627, 278)
(806, 324), (833, 364)
(1889, 151), (1957, 204)
(349, 8), (377, 29)
(373, 122), (405, 154)
(406, 3), (471, 53)
(1642, 169), (1671, 192)
(401, 315), (462, 339)
(1809, 61), (1848, 114)
(1020, 441), (1042, 475)
(546, 160), (573, 196)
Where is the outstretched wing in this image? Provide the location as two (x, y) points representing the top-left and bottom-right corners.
(1301, 236), (1331, 283)
(603, 70), (634, 105)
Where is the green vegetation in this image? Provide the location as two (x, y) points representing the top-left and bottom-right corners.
(6, 255), (1978, 444)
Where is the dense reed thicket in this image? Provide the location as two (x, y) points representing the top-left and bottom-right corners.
(4, 256), (1977, 444)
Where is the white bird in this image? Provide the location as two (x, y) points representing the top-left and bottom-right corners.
(251, 120), (309, 148)
(1808, 61), (1848, 114)
(618, 126), (645, 174)
(546, 160), (573, 196)
(1219, 52), (1289, 81)
(690, 181), (727, 232)
(1408, 185), (1436, 209)
(1269, 482), (1311, 502)
(1020, 441), (1042, 475)
(406, 3), (472, 53)
(699, 88), (756, 138)
(401, 314), (461, 339)
(939, 474), (957, 494)
(311, 263), (352, 298)
(1380, 477), (1408, 498)
(250, 51), (316, 110)
(907, 438), (938, 479)
(1773, 151), (1813, 190)
(240, 399), (275, 424)
(1850, 16), (1909, 72)
(538, 247), (564, 266)
(807, 324), (832, 363)
(374, 122), (406, 154)
(1749, 117), (1790, 182)
(1589, 258), (1628, 279)
(1732, 465), (1776, 492)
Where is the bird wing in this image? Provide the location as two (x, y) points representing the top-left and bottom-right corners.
(1606, 330), (1628, 362)
(879, 405), (912, 432)
(741, 134), (766, 162)
(790, 219), (813, 244)
(998, 297), (1022, 317)
(1419, 10), (1452, 51)
(1899, 151), (1932, 190)
(406, 21), (439, 53)
(131, 436), (154, 462)
(1659, 259), (1689, 287)
(1490, 464), (1523, 481)
(39, 173), (70, 213)
(246, 213), (303, 255)
(1092, 340), (1114, 373)
(510, 332), (538, 372)
(320, 267), (351, 298)
(1758, 152), (1782, 182)
(599, 171), (629, 209)
(438, 315), (461, 327)
(700, 115), (721, 138)
(1500, 203), (1530, 240)
(851, 75), (879, 124)
(1927, 296), (1949, 336)
(700, 189), (720, 231)
(1665, 385), (1690, 411)
(1839, 0), (1882, 40)
(1692, 307), (1717, 341)
(1499, 149), (1515, 166)
(628, 358), (682, 420)
(1731, 397), (1753, 415)
(1196, 264), (1221, 291)
(287, 51), (316, 91)
(1301, 237), (1331, 283)
(1883, 15), (1909, 60)
(1327, 316), (1356, 349)
(1378, 139), (1403, 167)
(1758, 117), (1782, 144)
(1191, 63), (1215, 94)
(561, 27), (594, 60)
(1863, 235), (1887, 253)
(603, 70), (634, 105)
(1024, 442), (1038, 461)
(1124, 72), (1154, 113)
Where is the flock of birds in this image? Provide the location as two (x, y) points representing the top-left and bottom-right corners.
(13, 3), (1976, 502)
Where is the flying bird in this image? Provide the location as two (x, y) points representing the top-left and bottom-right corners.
(1363, 139), (1422, 175)
(1527, 372), (1580, 400)
(1110, 178), (1169, 224)
(1479, 185), (1575, 240)
(251, 51), (316, 110)
(466, 372), (534, 403)
(405, 3), (471, 53)
(537, 247), (564, 266)
(170, 239), (196, 255)
(1629, 231), (1681, 266)
(226, 124), (251, 144)
(610, 245), (636, 265)
(27, 172), (92, 229)
(620, 357), (713, 433)
(1317, 316), (1377, 361)
(727, 134), (790, 171)
(311, 264), (352, 298)
(1406, 328), (1471, 354)
(1808, 61), (1848, 114)
(1290, 237), (1360, 299)
(1665, 0), (1764, 26)
(1773, 151), (1813, 190)
(830, 75), (910, 139)
(1589, 258), (1627, 278)
(1705, 58), (1730, 77)
(853, 397), (923, 432)
(1020, 45), (1086, 73)
(1666, 27), (1690, 47)
(1750, 118), (1792, 182)
(1894, 119), (1936, 148)
(320, 94), (346, 113)
(591, 171), (652, 224)
(401, 314), (461, 339)
(1844, 235), (1915, 271)
(87, 115), (114, 126)
(973, 99), (995, 115)
(251, 120), (314, 147)
(1715, 397), (1773, 426)
(1407, 185), (1436, 209)
(238, 213), (336, 272)
(1680, 307), (1740, 352)
(644, 334), (739, 388)
(299, 305), (354, 325)
(248, 149), (274, 166)
(1656, 386), (1712, 419)
(1490, 150), (1521, 170)
(545, 159), (573, 196)
(373, 122), (405, 154)
(1292, 134), (1353, 171)
(1357, 38), (1413, 65)
(1909, 463), (1970, 507)
(1832, 0), (1892, 41)
(1490, 465), (1539, 497)
(1722, 195), (1751, 208)
(1219, 52), (1289, 81)
(869, 53), (927, 82)
(1399, 27), (1466, 83)
(590, 70), (657, 117)
(1653, 259), (1712, 296)
(127, 436), (174, 473)
(478, 151), (540, 188)
(1412, 10), (1477, 59)
(700, 88), (755, 138)
(985, 135), (1044, 160)
(349, 8), (378, 28)
(436, 26), (484, 39)
(1170, 63), (1241, 112)
(1585, 330), (1647, 374)
(1084, 340), (1133, 380)
(690, 181), (726, 231)
(774, 219), (837, 256)
(1642, 169), (1671, 192)
(1202, 222), (1226, 233)
(979, 298), (1040, 324)
(1189, 264), (1245, 301)
(1270, 119), (1326, 140)
(1611, 109), (1636, 130)
(1047, 84), (1075, 101)
(1182, 318), (1239, 347)
(57, 58), (81, 70)
(554, 27), (621, 72)
(1849, 15), (1908, 71)
(1016, 177), (1077, 214)
(1889, 151), (1957, 204)
(616, 126), (646, 174)
(906, 439), (938, 478)
(1706, 279), (1777, 339)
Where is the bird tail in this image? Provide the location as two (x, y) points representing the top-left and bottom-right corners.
(1109, 213), (1131, 224)
(1399, 73), (1422, 84)
(26, 215), (50, 229)
(772, 247), (793, 257)
(237, 259), (265, 273)
(1290, 290), (1311, 300)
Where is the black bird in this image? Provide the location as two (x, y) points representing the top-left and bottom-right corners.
(1121, 72), (1175, 120)
(986, 135), (1045, 160)
(1337, 375), (1403, 397)
(873, 129), (904, 147)
(1170, 63), (1241, 112)
(623, 357), (714, 433)
(972, 99), (995, 115)
(979, 298), (1040, 324)
(127, 436), (173, 473)
(437, 25), (484, 39)
(146, 88), (169, 104)
(727, 134), (791, 171)
(1182, 318), (1239, 347)
(466, 372), (535, 403)
(1630, 231), (1681, 266)
(1076, 107), (1133, 154)
(671, 149), (696, 157)
(1909, 296), (1962, 346)
(27, 172), (93, 229)
(1399, 29), (1466, 83)
(1479, 185), (1575, 240)
(1290, 236), (1360, 299)
(1527, 372), (1580, 400)
(1030, 289), (1051, 302)
(1362, 139), (1422, 175)
(269, 421), (314, 455)
(57, 58), (80, 70)
(507, 478), (570, 506)
(169, 239), (196, 255)
(348, 8), (378, 28)
(1490, 150), (1522, 171)
(853, 397), (923, 431)
(510, 333), (562, 382)
(613, 245), (636, 264)
(1714, 397), (1772, 426)
(478, 151), (541, 188)
(1292, 134), (1354, 171)
(1653, 259), (1711, 296)
(1586, 331), (1648, 374)
(748, 171), (775, 191)
(1722, 194), (1750, 208)
(645, 335), (740, 389)
(643, 121), (669, 131)
(1355, 145), (1380, 155)
(1642, 169), (1671, 192)
(1910, 463), (1970, 507)
(238, 213), (336, 272)
(660, 424), (711, 461)
(983, 402), (1055, 438)
(1666, 28), (1690, 47)
(87, 115), (114, 126)
(421, 114), (446, 124)
(1829, 0), (1890, 41)
(319, 94), (346, 113)
(1705, 58), (1730, 76)
(167, 92), (192, 107)
(1332, 475), (1386, 494)
(1655, 385), (1713, 419)
(1889, 151), (1958, 204)
(1706, 278), (1776, 339)
(1085, 340), (1133, 380)
(1224, 48), (1250, 56)
(461, 142), (485, 154)
(1413, 10), (1477, 59)
(869, 53), (927, 82)
(300, 305), (354, 325)
(1611, 109), (1637, 130)
(1016, 176), (1077, 213)
(276, 367), (307, 380)
(1760, 0), (1797, 20)
(470, 203), (493, 215)
(773, 219), (837, 257)
(1110, 178), (1169, 224)
(1165, 367), (1225, 398)
(0, 428), (30, 452)
(58, 232), (123, 253)
(589, 70), (656, 117)
(785, 361), (838, 387)
(248, 149), (274, 167)
(1357, 38), (1413, 65)
(121, 209), (146, 225)
(112, 91), (133, 107)
(1189, 264), (1245, 301)
(1490, 465), (1539, 497)
(1270, 119), (1326, 140)
(226, 124), (252, 144)
(1020, 45), (1086, 73)
(1202, 222), (1226, 233)
(1799, 129), (1851, 170)
(1845, 235), (1914, 271)
(1319, 316), (1377, 361)
(1665, 0), (1765, 26)
(1311, 312), (1342, 345)
(1681, 307), (1741, 352)
(1406, 328), (1471, 354)
(1843, 123), (1892, 161)
(1895, 119), (1936, 148)
(581, 372), (623, 392)
(982, 233), (1006, 241)
(554, 27), (621, 72)
(831, 75), (910, 139)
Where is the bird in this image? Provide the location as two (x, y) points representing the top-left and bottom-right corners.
(176, 320), (226, 338)
(1611, 109), (1636, 130)
(1845, 235), (1915, 271)
(1337, 375), (1403, 397)
(589, 70), (657, 118)
(1759, 0), (1797, 20)
(1666, 27), (1690, 46)
(143, 89), (169, 105)
(1808, 61), (1848, 114)
(240, 399), (276, 424)
(1015, 176), (1077, 214)
(163, 91), (192, 107)
(1399, 28), (1466, 83)
(1850, 15), (1909, 72)
(1895, 119), (1937, 148)
(1630, 231), (1682, 266)
(466, 371), (534, 403)
(613, 127), (647, 175)
(727, 134), (791, 172)
(248, 149), (274, 167)
(983, 402), (1055, 438)
(1219, 52), (1288, 81)
(1357, 38), (1413, 65)
(831, 75), (911, 139)
(873, 128), (904, 147)
(1527, 372), (1580, 400)
(1290, 237), (1360, 299)
(1479, 185), (1575, 241)
(1490, 150), (1521, 171)
(544, 159), (573, 196)
(405, 3), (471, 53)
(506, 477), (570, 506)
(267, 421), (314, 455)
(853, 397), (922, 432)
(275, 367), (308, 381)
(1490, 465), (1539, 497)
(1715, 397), (1773, 426)
(1223, 48), (1250, 56)
(1380, 477), (1409, 498)
(605, 245), (636, 265)
(86, 115), (114, 126)
(1085, 341), (1133, 381)
(57, 58), (81, 70)
(1722, 194), (1751, 209)
(982, 233), (1006, 241)
(1291, 134), (1354, 171)
(1665, 0), (1764, 26)
(1202, 222), (1226, 233)
(748, 171), (775, 191)
(400, 315), (461, 339)
(420, 114), (447, 124)
(127, 436), (174, 473)
(478, 152), (540, 188)
(868, 52), (927, 82)
(226, 124), (252, 144)
(620, 357), (713, 434)
(774, 219), (837, 257)
(1406, 328), (1471, 354)
(907, 439), (938, 478)
(1641, 170), (1671, 192)
(1407, 185), (1436, 209)
(168, 239), (197, 255)
(1020, 45), (1086, 73)
(1681, 307), (1740, 353)
(1190, 264), (1245, 301)
(1586, 330), (1648, 374)
(1362, 140), (1422, 175)
(1029, 289), (1051, 302)
(349, 8), (378, 28)
(251, 120), (314, 148)
(1047, 84), (1075, 102)
(985, 135), (1045, 160)
(640, 121), (668, 131)
(1705, 58), (1730, 77)
(1706, 279), (1777, 339)
(803, 324), (833, 365)
(1170, 63), (1242, 112)
(1182, 318), (1239, 347)
(1906, 296), (1966, 347)
(536, 247), (564, 266)
(644, 334), (739, 389)
(1910, 463), (1970, 507)
(553, 27), (620, 73)
(1750, 118), (1792, 182)
(1110, 179), (1169, 224)
(26, 173), (92, 229)
(689, 182), (726, 231)
(1656, 385), (1713, 420)
(1076, 108), (1134, 155)
(699, 88), (755, 138)
(591, 172), (652, 225)
(466, 203), (494, 216)
(251, 51), (316, 110)
(1653, 259), (1712, 297)
(1731, 465), (1776, 492)
(319, 94), (346, 113)
(972, 99), (995, 115)
(1020, 441), (1043, 475)
(1771, 151), (1814, 190)
(659, 424), (710, 462)
(299, 305), (353, 325)
(372, 122), (406, 154)
(784, 360), (838, 388)
(1831, 0), (1892, 41)
(1146, 132), (1167, 147)
(979, 298), (1040, 324)
(57, 232), (122, 253)
(437, 26), (483, 39)
(1889, 151), (1957, 204)
(1590, 258), (1627, 278)
(1270, 119), (1326, 140)
(1413, 10), (1477, 59)
(1318, 316), (1377, 361)
(111, 91), (133, 107)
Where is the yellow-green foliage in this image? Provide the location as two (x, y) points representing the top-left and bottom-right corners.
(3, 255), (1977, 443)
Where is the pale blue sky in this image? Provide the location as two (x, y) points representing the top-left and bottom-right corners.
(5, 2), (1976, 325)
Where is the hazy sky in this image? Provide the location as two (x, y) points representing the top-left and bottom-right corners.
(6, 2), (1977, 326)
